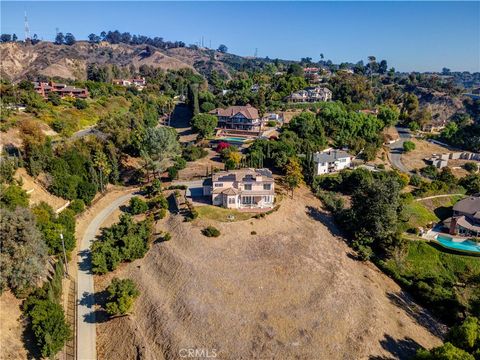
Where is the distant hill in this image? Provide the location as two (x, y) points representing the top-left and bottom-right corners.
(0, 41), (239, 82)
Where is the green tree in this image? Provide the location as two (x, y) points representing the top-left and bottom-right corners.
(128, 196), (148, 215)
(141, 127), (181, 178)
(105, 278), (140, 315)
(403, 141), (416, 153)
(284, 157), (304, 198)
(191, 113), (218, 138)
(27, 299), (71, 357)
(0, 208), (48, 296)
(0, 184), (29, 210)
(415, 342), (475, 360)
(377, 105), (400, 128)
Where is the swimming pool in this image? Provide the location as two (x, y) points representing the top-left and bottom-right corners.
(218, 137), (249, 144)
(435, 235), (480, 254)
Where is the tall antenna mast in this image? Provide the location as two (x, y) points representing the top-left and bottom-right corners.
(254, 48), (258, 58)
(24, 11), (30, 40)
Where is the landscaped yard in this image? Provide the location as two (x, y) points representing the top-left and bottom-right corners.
(196, 205), (255, 222)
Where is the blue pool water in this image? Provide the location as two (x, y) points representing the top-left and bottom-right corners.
(219, 137), (248, 144)
(435, 235), (480, 254)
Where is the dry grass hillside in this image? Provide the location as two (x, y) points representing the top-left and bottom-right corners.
(0, 41), (234, 82)
(95, 187), (443, 360)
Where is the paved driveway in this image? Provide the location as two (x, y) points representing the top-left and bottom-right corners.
(388, 126), (412, 173)
(77, 192), (135, 360)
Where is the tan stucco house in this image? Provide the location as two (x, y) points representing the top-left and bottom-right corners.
(203, 168), (275, 209)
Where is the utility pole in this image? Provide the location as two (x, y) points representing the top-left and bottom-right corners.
(254, 48), (258, 58)
(60, 233), (69, 277)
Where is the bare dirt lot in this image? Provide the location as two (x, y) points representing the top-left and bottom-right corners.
(96, 186), (443, 360)
(0, 291), (28, 360)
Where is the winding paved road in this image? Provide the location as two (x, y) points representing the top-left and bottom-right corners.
(388, 126), (412, 173)
(77, 192), (135, 360)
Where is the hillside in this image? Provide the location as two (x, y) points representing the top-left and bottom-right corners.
(95, 187), (443, 360)
(0, 41), (235, 82)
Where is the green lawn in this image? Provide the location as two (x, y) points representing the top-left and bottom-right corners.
(400, 201), (439, 231)
(196, 205), (255, 222)
(382, 241), (480, 322)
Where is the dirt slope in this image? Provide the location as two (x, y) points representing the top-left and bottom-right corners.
(96, 187), (443, 360)
(0, 41), (233, 82)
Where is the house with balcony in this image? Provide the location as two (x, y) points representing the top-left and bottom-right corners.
(112, 77), (146, 90)
(203, 168), (275, 209)
(210, 105), (261, 135)
(313, 149), (352, 175)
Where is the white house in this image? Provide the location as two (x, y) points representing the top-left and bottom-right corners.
(203, 168), (275, 209)
(313, 149), (352, 175)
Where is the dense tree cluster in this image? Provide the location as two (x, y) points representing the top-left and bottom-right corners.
(91, 214), (153, 274)
(87, 30), (186, 49)
(105, 278), (140, 315)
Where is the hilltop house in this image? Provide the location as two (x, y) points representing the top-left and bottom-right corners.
(210, 105), (262, 135)
(286, 87), (332, 103)
(445, 196), (480, 237)
(112, 77), (146, 90)
(203, 168), (275, 209)
(33, 81), (88, 99)
(313, 149), (352, 175)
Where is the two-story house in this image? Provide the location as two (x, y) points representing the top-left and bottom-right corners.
(210, 105), (261, 134)
(313, 149), (352, 175)
(286, 87), (332, 103)
(203, 168), (275, 209)
(447, 196), (480, 236)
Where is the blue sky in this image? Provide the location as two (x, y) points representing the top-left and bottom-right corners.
(1, 1), (479, 72)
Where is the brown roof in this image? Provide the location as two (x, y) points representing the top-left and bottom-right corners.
(212, 168), (273, 183)
(210, 105), (259, 120)
(453, 196), (480, 215)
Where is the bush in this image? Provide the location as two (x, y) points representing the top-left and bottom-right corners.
(128, 196), (148, 215)
(464, 162), (478, 173)
(409, 174), (422, 187)
(162, 232), (172, 241)
(27, 299), (71, 357)
(0, 184), (29, 210)
(167, 166), (178, 180)
(202, 226), (220, 237)
(74, 98), (88, 109)
(182, 145), (208, 161)
(403, 141), (416, 153)
(251, 231), (257, 235)
(174, 157), (187, 170)
(68, 199), (85, 214)
(267, 120), (277, 127)
(105, 278), (140, 316)
(154, 208), (167, 221)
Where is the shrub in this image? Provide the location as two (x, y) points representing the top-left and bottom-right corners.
(403, 141), (416, 153)
(464, 162), (478, 173)
(267, 120), (277, 127)
(0, 184), (29, 210)
(74, 98), (88, 109)
(216, 142), (230, 153)
(162, 232), (172, 241)
(182, 145), (208, 161)
(174, 157), (187, 170)
(251, 231), (257, 235)
(154, 208), (167, 221)
(105, 278), (140, 316)
(68, 199), (85, 214)
(409, 174), (422, 187)
(148, 194), (168, 210)
(27, 299), (71, 357)
(167, 166), (178, 180)
(128, 196), (148, 215)
(202, 226), (220, 237)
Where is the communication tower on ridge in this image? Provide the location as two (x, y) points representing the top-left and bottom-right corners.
(24, 11), (30, 40)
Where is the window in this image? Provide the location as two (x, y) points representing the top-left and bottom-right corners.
(228, 197), (236, 204)
(214, 183), (223, 188)
(263, 184), (271, 191)
(242, 196), (252, 204)
(244, 184), (252, 190)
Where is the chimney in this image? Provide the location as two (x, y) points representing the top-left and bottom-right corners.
(449, 217), (458, 235)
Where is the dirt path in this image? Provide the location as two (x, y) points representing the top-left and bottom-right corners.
(96, 186), (443, 360)
(416, 193), (465, 201)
